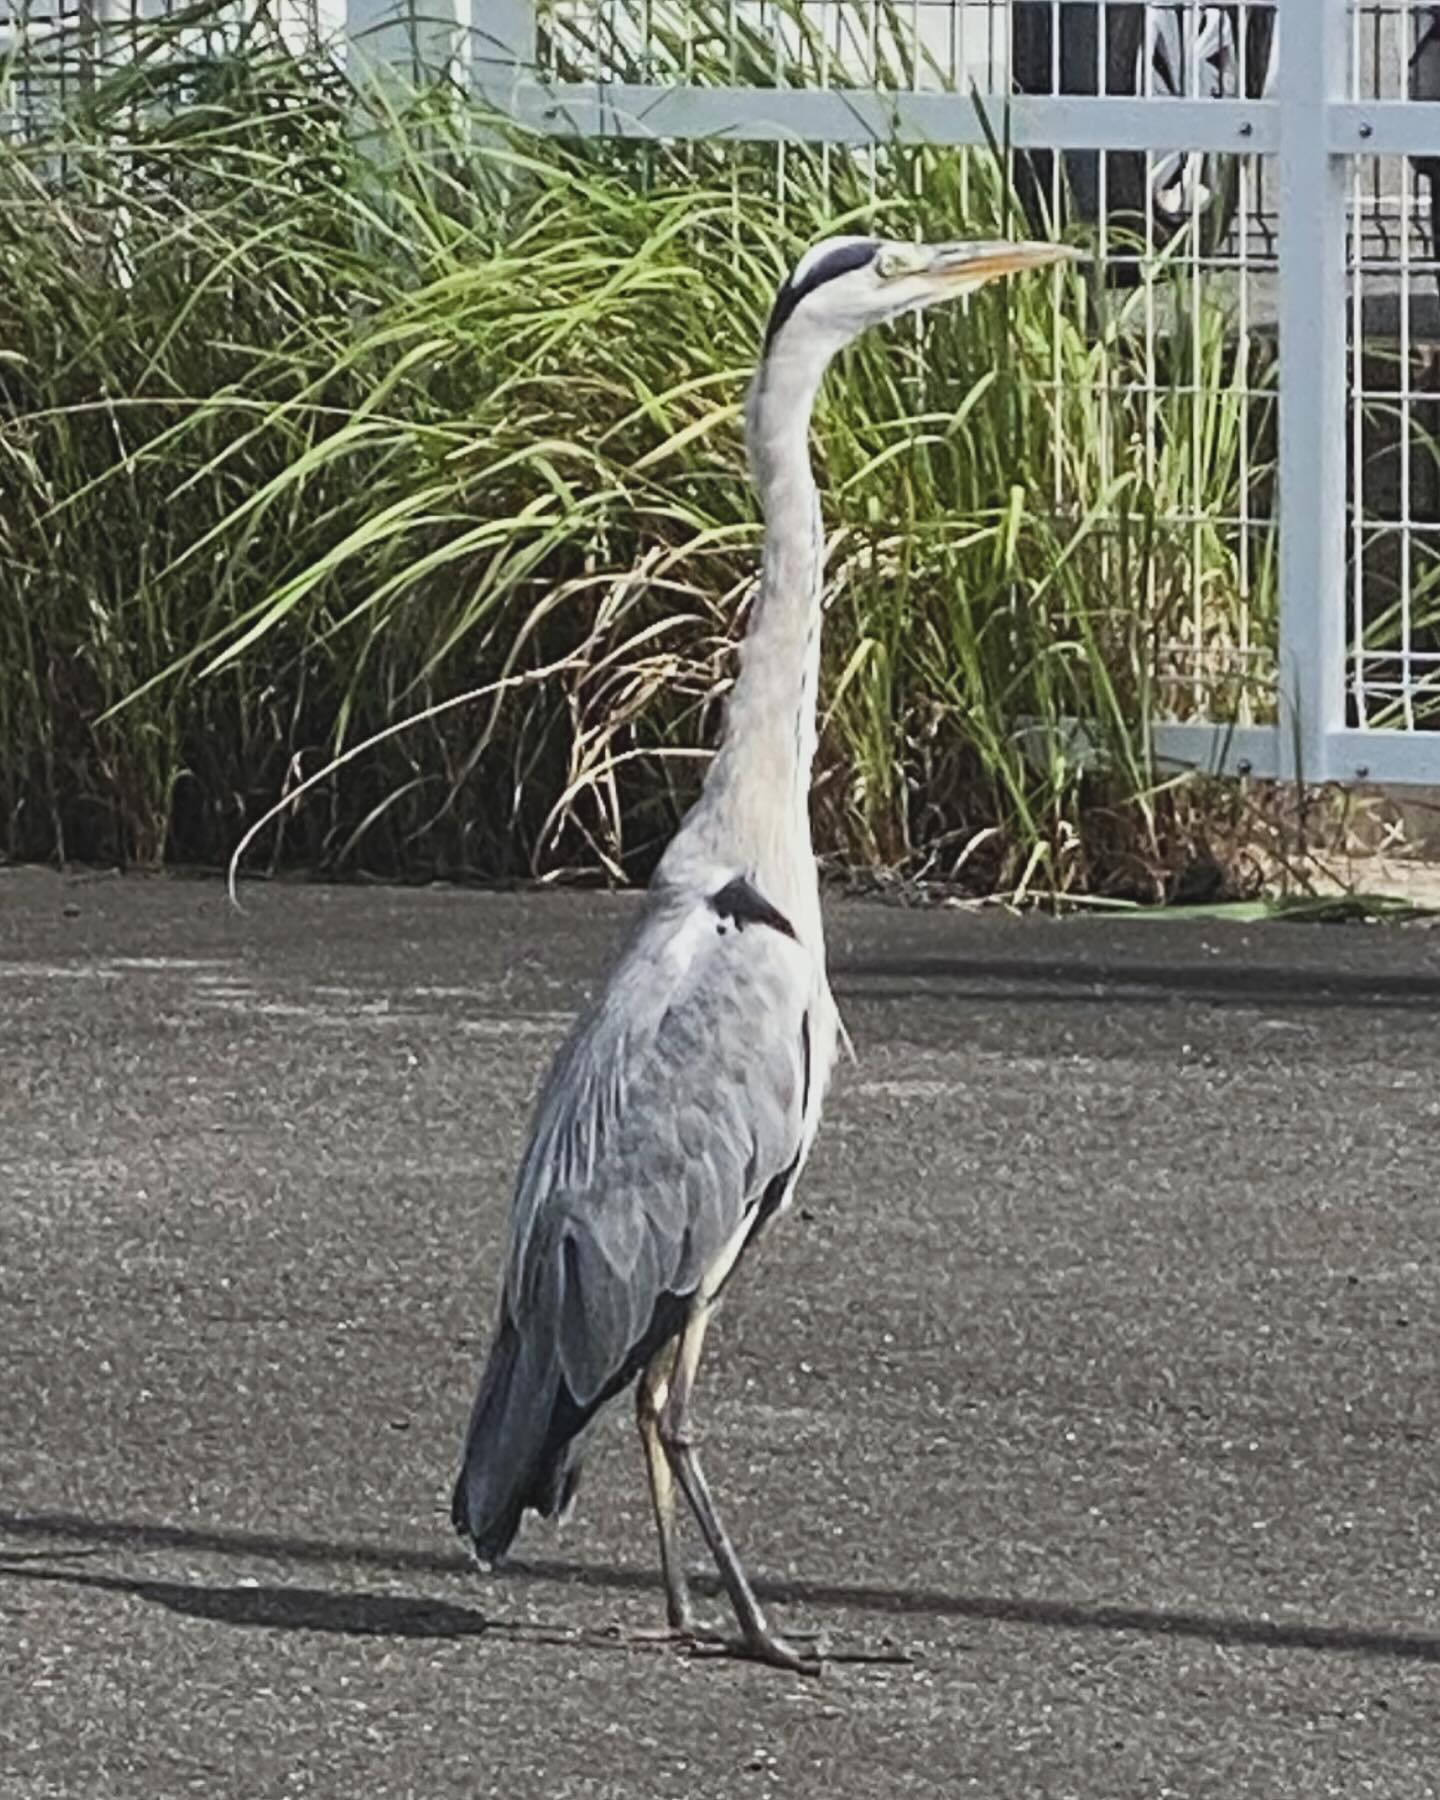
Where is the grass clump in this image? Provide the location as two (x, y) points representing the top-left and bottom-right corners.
(0, 4), (1275, 897)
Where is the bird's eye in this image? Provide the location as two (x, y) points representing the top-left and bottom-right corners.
(876, 245), (926, 281)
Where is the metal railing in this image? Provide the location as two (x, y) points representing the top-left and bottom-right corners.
(9, 0), (1440, 787)
(478, 0), (1440, 787)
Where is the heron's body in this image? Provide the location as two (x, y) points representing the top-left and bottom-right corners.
(456, 871), (835, 1559)
(451, 232), (1071, 1670)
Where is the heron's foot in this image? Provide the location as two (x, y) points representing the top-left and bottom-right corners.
(623, 1621), (713, 1645)
(686, 1625), (822, 1676)
(615, 1607), (733, 1648)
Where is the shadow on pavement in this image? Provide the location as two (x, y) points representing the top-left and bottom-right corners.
(4, 1506), (1439, 1664)
(832, 954), (1440, 1011)
(0, 1562), (491, 1638)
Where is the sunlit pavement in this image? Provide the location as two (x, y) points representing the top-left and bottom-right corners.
(3, 866), (1438, 1799)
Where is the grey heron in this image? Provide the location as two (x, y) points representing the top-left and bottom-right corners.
(451, 234), (1072, 1672)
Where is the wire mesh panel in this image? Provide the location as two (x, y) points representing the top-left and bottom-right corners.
(539, 1), (1013, 90)
(1005, 5), (1281, 745)
(514, 3), (1287, 773)
(1, 0), (113, 134)
(497, 0), (1440, 783)
(0, 0), (339, 138)
(1345, 2), (1440, 748)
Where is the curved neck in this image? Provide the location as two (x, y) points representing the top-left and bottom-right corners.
(660, 323), (842, 912)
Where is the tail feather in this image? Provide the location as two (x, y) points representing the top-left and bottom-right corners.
(451, 1313), (569, 1567)
(453, 1285), (689, 1566)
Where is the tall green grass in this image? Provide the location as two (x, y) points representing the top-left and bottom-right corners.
(0, 7), (1275, 895)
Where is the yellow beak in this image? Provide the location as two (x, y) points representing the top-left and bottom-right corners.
(924, 240), (1083, 283)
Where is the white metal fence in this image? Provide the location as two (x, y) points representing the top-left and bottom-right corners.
(486, 0), (1440, 787)
(9, 0), (1440, 786)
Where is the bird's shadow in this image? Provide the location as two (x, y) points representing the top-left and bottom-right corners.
(0, 1561), (492, 1638)
(3, 1507), (1440, 1664)
(0, 1557), (636, 1655)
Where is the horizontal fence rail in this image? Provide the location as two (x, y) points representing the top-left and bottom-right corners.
(499, 88), (1281, 150)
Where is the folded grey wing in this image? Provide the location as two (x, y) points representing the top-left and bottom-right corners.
(504, 904), (812, 1412)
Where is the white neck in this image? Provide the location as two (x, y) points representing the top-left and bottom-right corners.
(657, 322), (843, 924)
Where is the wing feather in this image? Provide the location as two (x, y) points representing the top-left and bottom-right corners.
(505, 892), (814, 1410)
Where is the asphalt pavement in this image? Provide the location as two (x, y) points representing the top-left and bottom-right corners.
(2, 866), (1439, 1799)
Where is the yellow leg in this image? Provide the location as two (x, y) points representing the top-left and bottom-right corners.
(659, 1298), (818, 1675)
(637, 1346), (694, 1634)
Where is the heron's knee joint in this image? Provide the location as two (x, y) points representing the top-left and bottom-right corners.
(659, 1419), (697, 1454)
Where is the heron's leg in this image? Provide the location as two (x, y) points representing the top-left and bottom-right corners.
(636, 1345), (695, 1635)
(659, 1298), (818, 1675)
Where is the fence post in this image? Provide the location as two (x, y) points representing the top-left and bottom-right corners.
(346, 0), (464, 89)
(1275, 0), (1348, 782)
(475, 0), (534, 112)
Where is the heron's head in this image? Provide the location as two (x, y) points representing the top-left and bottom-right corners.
(762, 234), (1078, 355)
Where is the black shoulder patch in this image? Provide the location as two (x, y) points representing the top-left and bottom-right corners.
(709, 875), (798, 941)
(762, 238), (879, 351)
